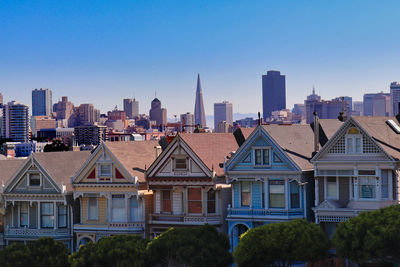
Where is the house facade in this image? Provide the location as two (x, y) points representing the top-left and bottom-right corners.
(72, 141), (158, 248)
(312, 116), (400, 237)
(145, 133), (236, 238)
(1, 151), (90, 250)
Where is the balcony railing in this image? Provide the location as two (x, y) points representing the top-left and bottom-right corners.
(149, 214), (221, 225)
(73, 221), (145, 232)
(227, 208), (304, 218)
(5, 227), (70, 237)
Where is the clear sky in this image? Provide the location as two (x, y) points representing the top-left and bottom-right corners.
(1, 0), (400, 117)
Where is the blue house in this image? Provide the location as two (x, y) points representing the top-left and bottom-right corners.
(225, 122), (341, 248)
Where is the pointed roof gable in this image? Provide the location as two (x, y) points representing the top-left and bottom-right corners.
(105, 141), (159, 183)
(319, 119), (343, 139)
(179, 133), (239, 176)
(0, 159), (25, 185)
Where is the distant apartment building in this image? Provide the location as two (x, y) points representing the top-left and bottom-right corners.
(54, 96), (75, 126)
(262, 70), (286, 121)
(304, 90), (351, 124)
(2, 101), (29, 142)
(180, 112), (195, 133)
(292, 104), (305, 117)
(38, 127), (74, 147)
(74, 125), (107, 146)
(32, 88), (52, 116)
(123, 98), (139, 119)
(107, 108), (127, 128)
(31, 116), (56, 137)
(390, 81), (400, 116)
(353, 101), (363, 116)
(149, 98), (167, 127)
(214, 101), (233, 132)
(233, 117), (256, 128)
(270, 109), (302, 124)
(77, 104), (100, 126)
(363, 92), (390, 116)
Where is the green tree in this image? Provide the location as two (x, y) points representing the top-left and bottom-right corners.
(44, 139), (69, 152)
(0, 243), (33, 267)
(233, 219), (329, 267)
(70, 235), (150, 267)
(147, 224), (233, 267)
(333, 205), (400, 265)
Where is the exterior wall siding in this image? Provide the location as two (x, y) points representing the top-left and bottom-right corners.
(251, 182), (262, 208)
(82, 196), (107, 224)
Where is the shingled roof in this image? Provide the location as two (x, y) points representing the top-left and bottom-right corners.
(105, 141), (159, 183)
(0, 159), (25, 185)
(179, 133), (239, 176)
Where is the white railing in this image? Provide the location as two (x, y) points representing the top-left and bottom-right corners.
(5, 227), (69, 237)
(107, 222), (144, 229)
(227, 208), (304, 217)
(150, 214), (221, 225)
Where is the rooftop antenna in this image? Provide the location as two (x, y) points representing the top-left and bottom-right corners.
(312, 85), (315, 95)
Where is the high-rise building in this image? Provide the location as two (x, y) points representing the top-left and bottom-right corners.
(363, 92), (390, 116)
(353, 101), (363, 116)
(262, 70), (286, 120)
(54, 96), (75, 126)
(180, 112), (195, 133)
(390, 82), (400, 116)
(0, 92), (3, 106)
(2, 101), (29, 142)
(304, 89), (351, 123)
(107, 107), (128, 128)
(31, 116), (56, 137)
(194, 74), (206, 128)
(74, 125), (107, 146)
(214, 101), (233, 132)
(149, 98), (167, 127)
(77, 104), (99, 126)
(32, 88), (52, 116)
(124, 98), (139, 119)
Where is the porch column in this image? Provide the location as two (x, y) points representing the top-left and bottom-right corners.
(54, 201), (57, 229)
(315, 178), (319, 206)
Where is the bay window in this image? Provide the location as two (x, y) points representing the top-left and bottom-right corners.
(207, 189), (216, 214)
(130, 197), (138, 221)
(88, 197), (98, 220)
(290, 181), (300, 208)
(326, 177), (337, 199)
(161, 190), (171, 213)
(112, 195), (126, 222)
(269, 180), (285, 208)
(188, 188), (202, 214)
(359, 176), (376, 199)
(58, 205), (67, 228)
(241, 182), (251, 207)
(20, 203), (28, 227)
(381, 170), (389, 199)
(41, 203), (54, 228)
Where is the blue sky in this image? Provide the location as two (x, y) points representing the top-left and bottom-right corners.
(1, 0), (400, 117)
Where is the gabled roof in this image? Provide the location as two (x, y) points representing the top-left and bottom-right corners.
(262, 124), (316, 170)
(240, 128), (256, 140)
(34, 151), (91, 191)
(105, 141), (159, 183)
(319, 119), (343, 139)
(0, 159), (25, 184)
(177, 133), (239, 176)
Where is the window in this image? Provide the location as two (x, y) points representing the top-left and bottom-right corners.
(174, 158), (187, 170)
(290, 181), (300, 208)
(58, 205), (67, 228)
(241, 182), (251, 207)
(20, 203), (28, 227)
(161, 190), (171, 213)
(99, 164), (112, 177)
(130, 197), (138, 221)
(346, 128), (362, 154)
(188, 188), (202, 213)
(41, 203), (54, 228)
(207, 189), (216, 214)
(88, 197), (98, 220)
(381, 170), (389, 199)
(29, 174), (40, 186)
(359, 176), (376, 199)
(327, 177), (337, 199)
(255, 149), (270, 165)
(269, 180), (285, 208)
(112, 195), (125, 222)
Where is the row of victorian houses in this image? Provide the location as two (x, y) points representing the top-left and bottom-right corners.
(0, 115), (399, 252)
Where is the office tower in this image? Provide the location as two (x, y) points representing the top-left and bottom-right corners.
(353, 101), (363, 116)
(390, 82), (400, 116)
(363, 92), (390, 116)
(336, 96), (352, 112)
(304, 89), (351, 123)
(77, 104), (99, 126)
(74, 125), (107, 146)
(54, 96), (75, 126)
(194, 74), (206, 127)
(123, 98), (133, 119)
(149, 98), (167, 127)
(31, 116), (56, 137)
(180, 112), (195, 133)
(107, 108), (128, 128)
(292, 104), (305, 117)
(132, 98), (139, 118)
(262, 70), (286, 121)
(0, 92), (3, 106)
(214, 101), (233, 132)
(32, 88), (52, 116)
(2, 101), (29, 142)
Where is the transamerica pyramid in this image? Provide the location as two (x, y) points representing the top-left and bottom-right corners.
(194, 74), (206, 127)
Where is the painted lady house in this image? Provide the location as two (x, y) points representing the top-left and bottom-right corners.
(312, 116), (400, 237)
(72, 141), (158, 248)
(225, 121), (342, 248)
(145, 133), (238, 238)
(0, 151), (90, 250)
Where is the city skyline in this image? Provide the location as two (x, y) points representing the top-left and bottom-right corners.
(1, 1), (400, 116)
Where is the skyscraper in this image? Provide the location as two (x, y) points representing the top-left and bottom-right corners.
(123, 98), (140, 119)
(55, 96), (75, 126)
(363, 92), (390, 116)
(262, 70), (286, 121)
(32, 88), (52, 116)
(0, 92), (3, 106)
(390, 81), (400, 116)
(180, 112), (195, 133)
(214, 101), (233, 132)
(194, 74), (206, 128)
(2, 101), (29, 142)
(77, 104), (99, 126)
(149, 98), (167, 127)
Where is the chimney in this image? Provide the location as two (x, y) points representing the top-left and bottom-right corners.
(313, 111), (319, 157)
(338, 97), (347, 122)
(233, 128), (246, 147)
(154, 146), (162, 157)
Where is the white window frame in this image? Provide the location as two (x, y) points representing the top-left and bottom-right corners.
(27, 172), (42, 187)
(111, 194), (126, 222)
(187, 187), (203, 215)
(98, 163), (112, 177)
(357, 176), (377, 200)
(58, 205), (68, 228)
(324, 176), (339, 200)
(253, 147), (271, 166)
(240, 181), (252, 207)
(173, 157), (188, 171)
(345, 134), (363, 154)
(268, 179), (286, 209)
(87, 197), (98, 220)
